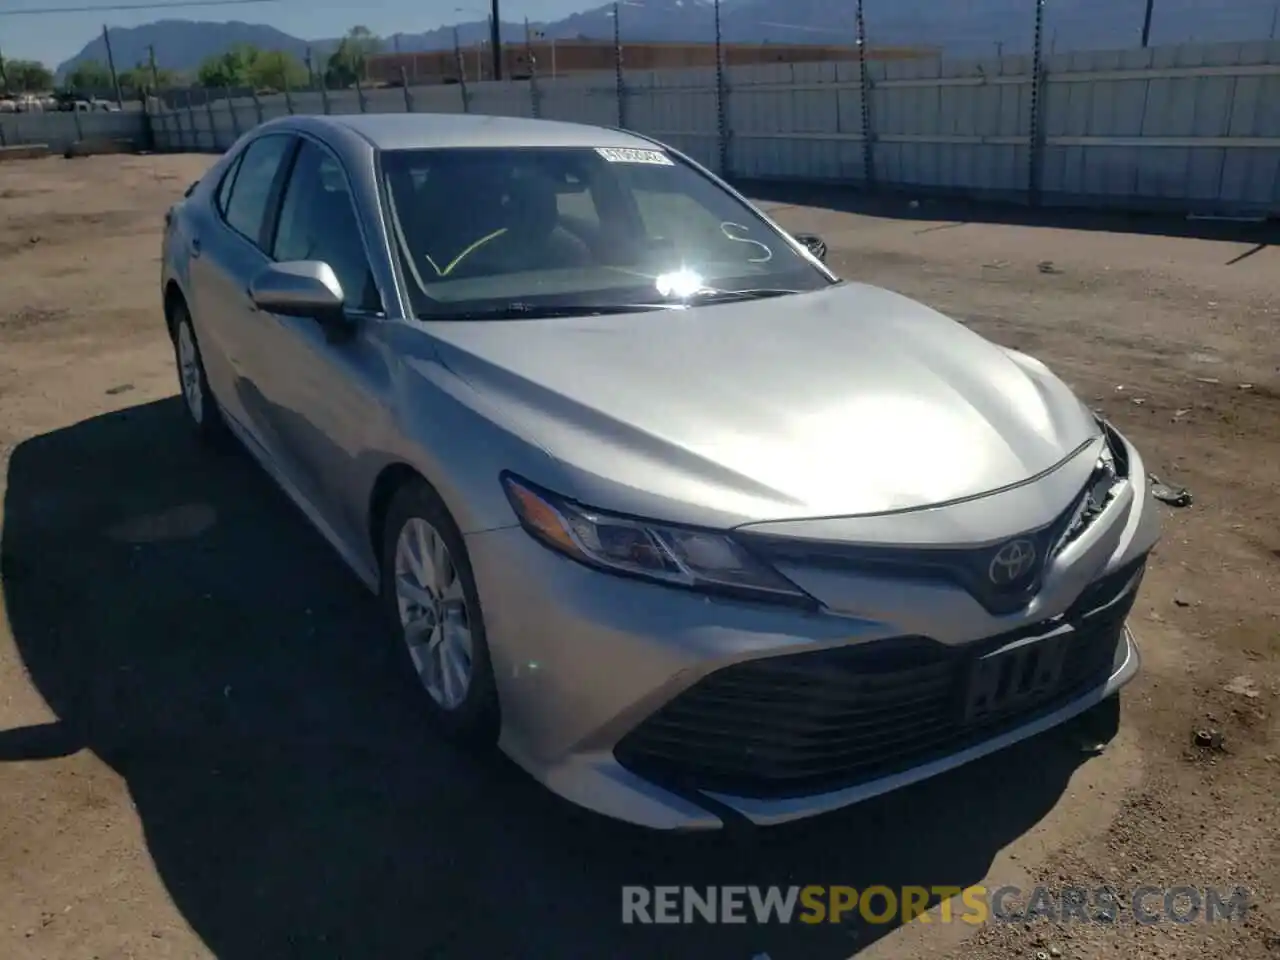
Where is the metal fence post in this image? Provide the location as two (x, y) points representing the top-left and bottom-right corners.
(856, 0), (876, 188)
(102, 24), (124, 110)
(185, 90), (197, 150)
(355, 75), (368, 113)
(713, 0), (729, 177)
(320, 80), (331, 115)
(140, 94), (154, 151)
(175, 92), (186, 150)
(1028, 0), (1047, 206)
(251, 86), (264, 125)
(613, 3), (627, 129)
(451, 30), (470, 113)
(224, 86), (241, 138)
(401, 66), (415, 112)
(525, 19), (543, 119)
(204, 90), (218, 150)
(148, 99), (164, 152)
(178, 91), (190, 150)
(283, 76), (295, 115)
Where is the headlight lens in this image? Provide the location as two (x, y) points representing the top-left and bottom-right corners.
(502, 475), (813, 605)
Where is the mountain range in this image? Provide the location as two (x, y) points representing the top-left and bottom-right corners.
(57, 0), (1280, 78)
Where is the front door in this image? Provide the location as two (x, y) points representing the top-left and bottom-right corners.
(244, 137), (394, 552)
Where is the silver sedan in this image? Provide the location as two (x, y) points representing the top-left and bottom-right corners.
(160, 113), (1160, 830)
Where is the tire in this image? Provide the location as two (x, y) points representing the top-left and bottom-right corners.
(380, 478), (500, 745)
(170, 301), (228, 446)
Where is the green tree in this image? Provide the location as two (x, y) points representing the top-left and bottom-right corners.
(65, 59), (114, 93)
(246, 49), (307, 91)
(118, 62), (178, 92)
(196, 44), (258, 88)
(325, 25), (382, 87)
(1, 58), (54, 93)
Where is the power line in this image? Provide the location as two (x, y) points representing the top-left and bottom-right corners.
(0, 0), (278, 16)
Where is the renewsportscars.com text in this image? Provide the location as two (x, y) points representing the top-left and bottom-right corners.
(621, 885), (1250, 925)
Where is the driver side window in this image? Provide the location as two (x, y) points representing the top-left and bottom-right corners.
(273, 140), (382, 312)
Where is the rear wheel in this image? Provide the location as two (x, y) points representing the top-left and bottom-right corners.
(380, 478), (500, 744)
(171, 301), (227, 445)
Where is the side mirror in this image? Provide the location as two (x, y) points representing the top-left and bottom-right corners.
(793, 232), (828, 263)
(249, 261), (354, 341)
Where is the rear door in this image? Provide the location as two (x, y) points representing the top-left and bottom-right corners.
(188, 132), (297, 451)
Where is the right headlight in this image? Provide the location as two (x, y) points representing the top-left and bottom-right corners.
(1056, 420), (1128, 555)
(501, 474), (815, 607)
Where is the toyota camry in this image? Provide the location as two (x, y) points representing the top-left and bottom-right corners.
(160, 113), (1160, 830)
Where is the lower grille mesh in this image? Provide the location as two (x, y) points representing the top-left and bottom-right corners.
(614, 561), (1142, 799)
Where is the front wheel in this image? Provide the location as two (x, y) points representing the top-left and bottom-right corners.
(380, 479), (500, 745)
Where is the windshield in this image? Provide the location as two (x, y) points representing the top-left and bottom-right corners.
(379, 145), (833, 318)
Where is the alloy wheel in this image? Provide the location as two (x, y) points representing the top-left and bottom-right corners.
(176, 319), (204, 424)
(393, 516), (474, 710)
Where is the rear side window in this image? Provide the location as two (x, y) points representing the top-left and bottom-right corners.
(214, 154), (243, 215)
(222, 135), (294, 248)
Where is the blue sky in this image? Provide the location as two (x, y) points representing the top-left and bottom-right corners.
(1, 0), (591, 65)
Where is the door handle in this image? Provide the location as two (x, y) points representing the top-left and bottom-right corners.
(189, 237), (202, 259)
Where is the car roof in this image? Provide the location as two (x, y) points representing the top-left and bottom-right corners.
(283, 112), (661, 152)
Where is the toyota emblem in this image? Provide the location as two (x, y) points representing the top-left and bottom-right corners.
(988, 539), (1037, 586)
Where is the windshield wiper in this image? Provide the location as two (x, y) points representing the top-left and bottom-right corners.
(421, 302), (666, 321)
(627, 288), (806, 308)
(680, 288), (804, 303)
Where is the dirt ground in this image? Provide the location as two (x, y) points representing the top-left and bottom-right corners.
(0, 154), (1277, 960)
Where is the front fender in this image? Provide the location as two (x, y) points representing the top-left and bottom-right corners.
(362, 324), (559, 537)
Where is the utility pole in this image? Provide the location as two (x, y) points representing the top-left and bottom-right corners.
(1141, 0), (1155, 48)
(102, 24), (123, 107)
(147, 43), (160, 90)
(489, 2), (502, 80)
(0, 42), (10, 97)
(613, 1), (624, 127)
(714, 0), (727, 175)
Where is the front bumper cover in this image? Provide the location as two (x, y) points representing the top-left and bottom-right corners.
(464, 430), (1159, 830)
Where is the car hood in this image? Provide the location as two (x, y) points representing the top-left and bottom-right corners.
(425, 282), (1099, 526)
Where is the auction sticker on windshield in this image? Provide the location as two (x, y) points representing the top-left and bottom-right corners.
(595, 147), (674, 165)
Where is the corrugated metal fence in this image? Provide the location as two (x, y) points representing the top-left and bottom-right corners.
(0, 110), (144, 153)
(10, 39), (1280, 216)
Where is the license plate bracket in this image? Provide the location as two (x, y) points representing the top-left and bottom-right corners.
(963, 622), (1073, 723)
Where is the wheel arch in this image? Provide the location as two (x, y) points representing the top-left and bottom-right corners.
(163, 280), (187, 341)
(367, 462), (436, 575)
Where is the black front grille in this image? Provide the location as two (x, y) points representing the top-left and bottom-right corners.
(615, 559), (1143, 800)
